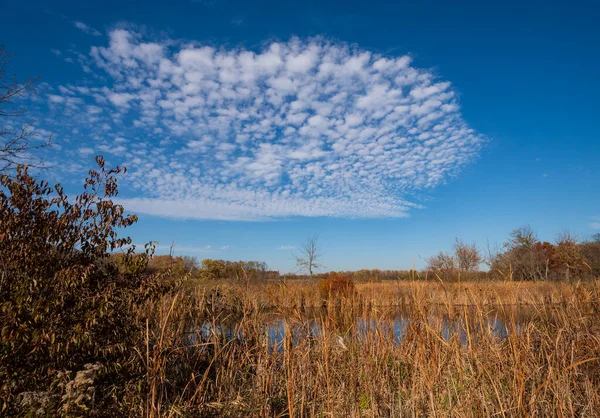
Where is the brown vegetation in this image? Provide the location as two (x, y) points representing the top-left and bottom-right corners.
(129, 279), (600, 416)
(0, 158), (175, 415)
(489, 227), (599, 281)
(2, 159), (600, 416)
(318, 272), (356, 300)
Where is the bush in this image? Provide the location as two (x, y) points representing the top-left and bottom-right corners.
(0, 157), (166, 414)
(318, 273), (356, 300)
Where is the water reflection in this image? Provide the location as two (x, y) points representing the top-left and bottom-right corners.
(190, 305), (538, 351)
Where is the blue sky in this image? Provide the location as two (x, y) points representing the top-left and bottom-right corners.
(2, 0), (599, 272)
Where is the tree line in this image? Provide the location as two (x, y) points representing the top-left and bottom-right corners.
(427, 228), (600, 281)
(162, 228), (600, 283)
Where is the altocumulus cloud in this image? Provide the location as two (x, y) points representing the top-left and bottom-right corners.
(44, 28), (486, 220)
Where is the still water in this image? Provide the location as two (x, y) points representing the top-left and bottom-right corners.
(190, 306), (538, 350)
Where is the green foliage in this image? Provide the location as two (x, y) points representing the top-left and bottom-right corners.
(359, 394), (370, 411)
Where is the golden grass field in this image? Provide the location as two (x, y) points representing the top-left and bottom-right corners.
(139, 279), (600, 417)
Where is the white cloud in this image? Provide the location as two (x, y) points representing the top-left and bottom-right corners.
(286, 46), (319, 73)
(276, 245), (296, 250)
(73, 21), (101, 37)
(48, 94), (65, 104)
(134, 243), (229, 254)
(44, 29), (487, 221)
(78, 147), (95, 157)
(590, 216), (600, 230)
(108, 92), (136, 107)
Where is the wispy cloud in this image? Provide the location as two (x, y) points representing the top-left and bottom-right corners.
(231, 16), (244, 25)
(73, 21), (101, 36)
(590, 216), (600, 230)
(276, 245), (296, 250)
(135, 243), (230, 254)
(42, 28), (487, 220)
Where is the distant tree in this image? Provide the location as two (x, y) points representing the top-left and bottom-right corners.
(580, 239), (600, 277)
(181, 255), (199, 272)
(294, 235), (324, 276)
(592, 233), (600, 244)
(533, 241), (556, 280)
(426, 238), (481, 277)
(426, 251), (456, 273)
(483, 238), (505, 270)
(146, 254), (199, 274)
(553, 230), (584, 281)
(0, 46), (52, 172)
(501, 226), (542, 280)
(197, 259), (270, 280)
(199, 259), (227, 280)
(453, 238), (482, 272)
(506, 226), (537, 249)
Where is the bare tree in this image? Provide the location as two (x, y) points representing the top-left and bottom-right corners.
(426, 251), (456, 272)
(453, 238), (481, 272)
(293, 235), (324, 276)
(1, 45), (52, 172)
(507, 226), (537, 249)
(483, 238), (502, 268)
(181, 255), (199, 272)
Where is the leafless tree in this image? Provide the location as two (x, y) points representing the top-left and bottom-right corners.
(293, 235), (324, 276)
(453, 238), (481, 272)
(556, 229), (578, 246)
(1, 45), (52, 172)
(483, 238), (502, 268)
(426, 251), (456, 272)
(181, 255), (199, 272)
(507, 226), (537, 249)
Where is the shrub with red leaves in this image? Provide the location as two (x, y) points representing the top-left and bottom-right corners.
(318, 273), (356, 300)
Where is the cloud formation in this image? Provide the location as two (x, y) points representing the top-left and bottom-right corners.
(590, 217), (600, 230)
(135, 243), (230, 254)
(44, 28), (486, 220)
(73, 21), (101, 37)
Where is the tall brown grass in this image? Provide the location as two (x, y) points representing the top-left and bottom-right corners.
(138, 278), (600, 417)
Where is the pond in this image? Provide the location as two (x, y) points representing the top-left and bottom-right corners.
(188, 305), (541, 350)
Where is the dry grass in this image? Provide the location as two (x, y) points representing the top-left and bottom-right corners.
(138, 278), (600, 417)
(183, 279), (595, 310)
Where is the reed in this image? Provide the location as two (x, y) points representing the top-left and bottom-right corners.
(135, 278), (600, 417)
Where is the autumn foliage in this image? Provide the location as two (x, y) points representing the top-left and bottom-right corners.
(0, 157), (168, 414)
(489, 228), (595, 281)
(318, 272), (356, 300)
